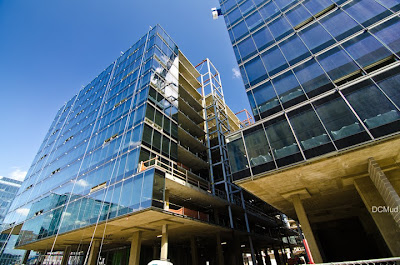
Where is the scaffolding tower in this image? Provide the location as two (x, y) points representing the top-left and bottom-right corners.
(196, 59), (257, 262)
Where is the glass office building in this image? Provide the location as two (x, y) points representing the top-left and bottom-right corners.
(218, 0), (400, 261)
(0, 177), (22, 251)
(0, 25), (296, 265)
(219, 0), (400, 180)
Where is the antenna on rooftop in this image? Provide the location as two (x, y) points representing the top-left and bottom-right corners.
(211, 7), (223, 20)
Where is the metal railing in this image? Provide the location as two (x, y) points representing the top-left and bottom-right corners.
(139, 156), (210, 191)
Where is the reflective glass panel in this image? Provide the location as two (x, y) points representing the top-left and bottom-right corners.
(261, 46), (288, 76)
(268, 16), (293, 41)
(245, 11), (264, 31)
(374, 68), (400, 108)
(243, 126), (273, 166)
(317, 47), (360, 82)
(303, 0), (333, 16)
(244, 56), (268, 86)
(238, 36), (258, 61)
(227, 135), (249, 173)
(252, 81), (280, 113)
(247, 90), (258, 116)
(342, 32), (392, 68)
(227, 7), (242, 26)
(289, 107), (331, 150)
(223, 0), (238, 12)
(264, 118), (300, 159)
(370, 17), (400, 55)
(253, 27), (275, 50)
(274, 0), (297, 11)
(279, 34), (311, 65)
(259, 1), (281, 22)
(314, 96), (363, 140)
(298, 23), (335, 53)
(293, 59), (333, 96)
(232, 20), (250, 42)
(272, 71), (305, 103)
(239, 0), (256, 15)
(375, 0), (400, 11)
(320, 10), (362, 41)
(345, 81), (400, 129)
(285, 5), (312, 28)
(343, 0), (390, 27)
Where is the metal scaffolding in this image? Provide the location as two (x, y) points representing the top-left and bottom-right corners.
(196, 58), (256, 263)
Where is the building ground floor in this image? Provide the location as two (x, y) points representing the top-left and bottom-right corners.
(237, 135), (400, 262)
(3, 208), (298, 265)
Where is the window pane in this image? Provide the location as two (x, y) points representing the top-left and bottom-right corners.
(274, 0), (297, 11)
(343, 0), (390, 27)
(264, 118), (300, 159)
(252, 81), (280, 113)
(261, 46), (288, 76)
(317, 47), (360, 82)
(298, 23), (335, 53)
(244, 126), (273, 166)
(320, 10), (362, 41)
(289, 107), (330, 150)
(370, 17), (400, 56)
(244, 56), (268, 85)
(239, 0), (256, 16)
(314, 96), (363, 140)
(285, 5), (312, 28)
(342, 32), (392, 68)
(227, 7), (242, 26)
(345, 81), (400, 129)
(259, 1), (280, 22)
(303, 0), (333, 16)
(247, 90), (259, 116)
(245, 11), (264, 31)
(272, 71), (305, 103)
(232, 20), (249, 42)
(293, 59), (333, 96)
(375, 0), (400, 11)
(279, 34), (311, 65)
(223, 0), (238, 13)
(227, 136), (249, 173)
(253, 27), (275, 50)
(238, 36), (258, 61)
(374, 68), (400, 108)
(268, 16), (293, 41)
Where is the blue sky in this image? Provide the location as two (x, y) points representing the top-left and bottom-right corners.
(0, 0), (250, 181)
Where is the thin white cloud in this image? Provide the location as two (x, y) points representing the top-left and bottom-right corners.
(75, 179), (89, 187)
(232, 68), (241, 79)
(16, 208), (30, 216)
(9, 168), (27, 181)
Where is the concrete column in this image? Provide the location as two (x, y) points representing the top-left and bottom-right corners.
(292, 195), (323, 263)
(164, 190), (170, 211)
(21, 250), (30, 265)
(160, 224), (169, 260)
(128, 231), (142, 265)
(368, 158), (400, 226)
(354, 177), (400, 256)
(216, 233), (224, 265)
(61, 246), (72, 265)
(87, 240), (101, 265)
(191, 236), (199, 265)
(233, 233), (243, 265)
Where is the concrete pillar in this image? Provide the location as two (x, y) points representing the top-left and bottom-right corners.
(160, 224), (168, 260)
(164, 190), (170, 211)
(368, 158), (400, 226)
(128, 231), (142, 265)
(292, 195), (323, 263)
(87, 240), (101, 265)
(233, 233), (243, 265)
(61, 246), (72, 265)
(191, 236), (199, 265)
(216, 233), (225, 265)
(354, 177), (400, 256)
(21, 250), (30, 265)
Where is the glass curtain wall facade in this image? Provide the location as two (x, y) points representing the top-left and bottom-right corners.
(220, 0), (400, 181)
(0, 25), (180, 264)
